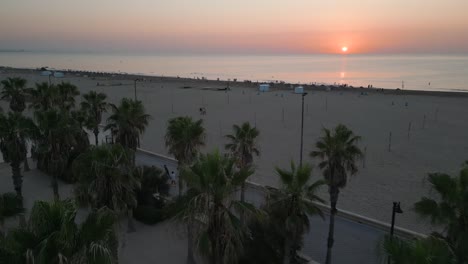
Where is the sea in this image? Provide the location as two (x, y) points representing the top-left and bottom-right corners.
(1, 51), (468, 92)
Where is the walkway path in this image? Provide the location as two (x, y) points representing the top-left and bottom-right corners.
(135, 149), (388, 264)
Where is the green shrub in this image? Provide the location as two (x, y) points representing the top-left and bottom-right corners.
(135, 165), (170, 206)
(0, 193), (23, 220)
(133, 206), (165, 225)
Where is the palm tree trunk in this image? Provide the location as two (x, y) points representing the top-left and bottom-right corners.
(11, 161), (23, 201)
(23, 154), (30, 172)
(94, 129), (99, 146)
(127, 209), (136, 233)
(178, 165), (183, 197)
(186, 222), (196, 264)
(210, 238), (217, 264)
(325, 186), (339, 264)
(52, 174), (60, 200)
(240, 181), (246, 223)
(283, 239), (291, 264)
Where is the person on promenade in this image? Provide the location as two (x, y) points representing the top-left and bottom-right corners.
(170, 171), (176, 186)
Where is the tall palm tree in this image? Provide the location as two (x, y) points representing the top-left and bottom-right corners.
(28, 82), (56, 112)
(381, 235), (455, 264)
(267, 162), (325, 264)
(413, 163), (468, 263)
(105, 98), (150, 151)
(1, 77), (28, 113)
(73, 144), (140, 232)
(310, 124), (362, 264)
(81, 91), (108, 146)
(0, 199), (118, 264)
(176, 150), (259, 264)
(1, 77), (31, 171)
(165, 116), (205, 196)
(0, 112), (35, 202)
(34, 110), (80, 199)
(55, 82), (79, 110)
(225, 122), (260, 217)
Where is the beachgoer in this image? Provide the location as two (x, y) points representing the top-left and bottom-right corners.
(170, 171), (176, 186)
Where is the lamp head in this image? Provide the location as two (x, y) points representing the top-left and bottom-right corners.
(393, 202), (403, 214)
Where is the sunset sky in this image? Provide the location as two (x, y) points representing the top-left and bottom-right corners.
(1, 0), (468, 54)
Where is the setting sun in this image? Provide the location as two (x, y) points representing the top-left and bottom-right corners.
(342, 46), (348, 52)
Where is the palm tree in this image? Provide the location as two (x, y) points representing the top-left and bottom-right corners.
(165, 116), (205, 196)
(1, 77), (31, 171)
(0, 112), (35, 202)
(1, 77), (28, 113)
(0, 199), (118, 264)
(176, 150), (258, 264)
(55, 82), (80, 110)
(105, 98), (150, 151)
(81, 91), (108, 145)
(381, 235), (455, 264)
(34, 110), (81, 199)
(413, 163), (468, 263)
(28, 82), (56, 112)
(267, 162), (325, 264)
(73, 144), (140, 232)
(225, 122), (260, 219)
(310, 124), (362, 264)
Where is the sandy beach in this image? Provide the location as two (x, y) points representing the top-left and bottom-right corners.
(1, 68), (468, 234)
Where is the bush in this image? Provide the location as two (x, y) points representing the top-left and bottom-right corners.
(0, 193), (23, 220)
(135, 165), (170, 206)
(133, 205), (165, 225)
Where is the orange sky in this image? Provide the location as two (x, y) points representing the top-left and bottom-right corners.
(1, 0), (468, 54)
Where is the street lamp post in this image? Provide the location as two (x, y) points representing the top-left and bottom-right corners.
(390, 201), (403, 238)
(388, 202), (403, 264)
(134, 79), (141, 101)
(299, 92), (308, 167)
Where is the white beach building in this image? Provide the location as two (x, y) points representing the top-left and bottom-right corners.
(53, 72), (64, 78)
(294, 86), (304, 94)
(259, 84), (270, 92)
(40, 71), (52, 76)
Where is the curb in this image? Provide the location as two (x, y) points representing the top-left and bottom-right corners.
(244, 181), (425, 239)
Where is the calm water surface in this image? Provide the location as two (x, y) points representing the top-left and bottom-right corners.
(1, 52), (467, 92)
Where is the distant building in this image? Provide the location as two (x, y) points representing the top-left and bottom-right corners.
(294, 86), (304, 94)
(40, 71), (52, 76)
(54, 72), (64, 78)
(259, 84), (269, 92)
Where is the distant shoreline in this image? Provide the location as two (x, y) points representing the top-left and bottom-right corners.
(2, 65), (468, 98)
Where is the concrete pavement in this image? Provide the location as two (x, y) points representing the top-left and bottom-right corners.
(135, 149), (388, 264)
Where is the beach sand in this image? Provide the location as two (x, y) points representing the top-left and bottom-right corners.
(2, 69), (468, 234)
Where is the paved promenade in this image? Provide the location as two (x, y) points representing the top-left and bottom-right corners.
(136, 150), (387, 264)
(0, 146), (391, 264)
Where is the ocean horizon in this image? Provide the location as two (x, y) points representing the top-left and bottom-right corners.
(1, 51), (468, 92)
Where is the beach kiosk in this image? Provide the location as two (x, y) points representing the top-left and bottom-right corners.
(53, 72), (64, 78)
(294, 86), (304, 94)
(259, 84), (270, 92)
(41, 71), (52, 76)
